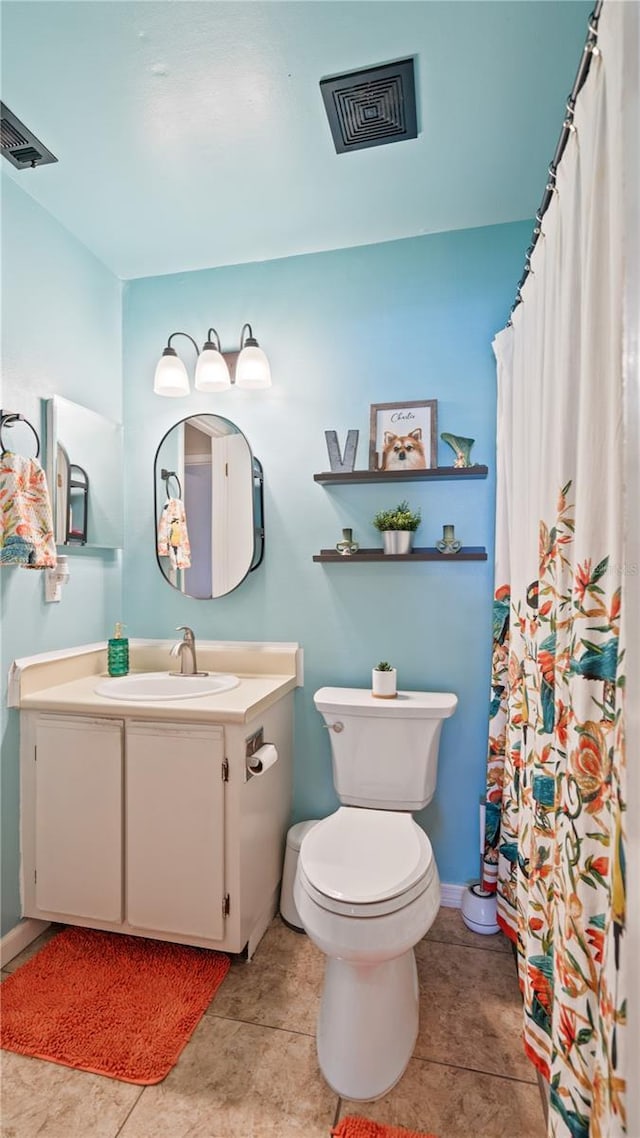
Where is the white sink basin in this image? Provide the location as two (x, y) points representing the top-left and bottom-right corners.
(95, 672), (240, 701)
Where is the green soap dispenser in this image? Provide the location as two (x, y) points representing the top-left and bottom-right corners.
(108, 622), (129, 677)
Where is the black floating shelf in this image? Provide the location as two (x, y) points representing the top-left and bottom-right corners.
(313, 546), (488, 563)
(313, 466), (488, 485)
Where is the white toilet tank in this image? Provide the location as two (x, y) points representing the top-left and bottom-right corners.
(314, 687), (457, 811)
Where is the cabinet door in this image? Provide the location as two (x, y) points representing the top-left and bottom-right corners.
(34, 715), (123, 921)
(126, 721), (226, 940)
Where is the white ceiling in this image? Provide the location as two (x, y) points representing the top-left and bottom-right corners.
(1, 1), (591, 280)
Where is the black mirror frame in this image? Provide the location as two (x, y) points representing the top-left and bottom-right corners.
(153, 414), (265, 599)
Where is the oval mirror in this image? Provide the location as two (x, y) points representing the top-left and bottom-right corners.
(154, 415), (264, 599)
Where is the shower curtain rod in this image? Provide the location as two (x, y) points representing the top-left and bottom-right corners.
(508, 0), (604, 322)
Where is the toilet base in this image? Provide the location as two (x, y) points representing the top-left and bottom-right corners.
(316, 948), (419, 1101)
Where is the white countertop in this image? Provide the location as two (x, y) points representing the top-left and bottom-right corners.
(10, 639), (301, 725)
(18, 671), (298, 725)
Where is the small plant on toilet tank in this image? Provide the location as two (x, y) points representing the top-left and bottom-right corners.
(372, 660), (397, 699)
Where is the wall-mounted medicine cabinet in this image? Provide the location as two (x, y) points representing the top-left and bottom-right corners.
(46, 396), (124, 550)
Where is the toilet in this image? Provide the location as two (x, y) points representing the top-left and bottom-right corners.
(293, 686), (457, 1102)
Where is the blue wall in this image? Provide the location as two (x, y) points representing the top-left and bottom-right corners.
(123, 220), (530, 886)
(0, 176), (122, 936)
(1, 204), (530, 937)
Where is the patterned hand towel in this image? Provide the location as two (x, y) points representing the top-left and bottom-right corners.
(0, 452), (57, 569)
(157, 497), (191, 570)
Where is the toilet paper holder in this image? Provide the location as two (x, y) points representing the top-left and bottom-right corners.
(245, 727), (278, 779)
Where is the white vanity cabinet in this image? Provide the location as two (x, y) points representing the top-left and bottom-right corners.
(126, 720), (226, 941)
(33, 715), (123, 923)
(19, 683), (295, 957)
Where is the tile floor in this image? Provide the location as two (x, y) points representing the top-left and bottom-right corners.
(1, 909), (546, 1138)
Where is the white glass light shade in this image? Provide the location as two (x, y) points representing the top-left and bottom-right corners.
(195, 347), (231, 391)
(154, 352), (190, 397)
(235, 345), (272, 389)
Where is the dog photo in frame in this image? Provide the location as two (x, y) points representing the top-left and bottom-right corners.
(369, 400), (438, 472)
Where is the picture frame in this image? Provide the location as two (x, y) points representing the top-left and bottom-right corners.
(369, 400), (438, 472)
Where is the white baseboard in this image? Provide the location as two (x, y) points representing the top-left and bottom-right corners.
(440, 883), (466, 908)
(1, 918), (51, 967)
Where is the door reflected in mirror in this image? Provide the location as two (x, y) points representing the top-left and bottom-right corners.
(154, 415), (264, 599)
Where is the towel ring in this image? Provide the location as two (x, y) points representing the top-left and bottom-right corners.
(161, 468), (182, 498)
(0, 412), (40, 459)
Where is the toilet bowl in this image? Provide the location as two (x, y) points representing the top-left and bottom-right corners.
(296, 686), (457, 1102)
(294, 807), (440, 1100)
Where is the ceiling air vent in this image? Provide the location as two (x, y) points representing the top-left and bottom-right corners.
(320, 58), (417, 154)
(0, 103), (57, 169)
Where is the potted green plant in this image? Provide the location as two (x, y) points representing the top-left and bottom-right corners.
(372, 500), (421, 555)
(372, 660), (397, 699)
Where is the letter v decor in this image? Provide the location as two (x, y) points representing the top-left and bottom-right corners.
(325, 430), (359, 473)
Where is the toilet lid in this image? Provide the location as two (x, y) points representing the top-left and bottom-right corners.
(299, 807), (433, 905)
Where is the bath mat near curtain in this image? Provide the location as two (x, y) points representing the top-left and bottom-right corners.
(332, 1117), (437, 1138)
(482, 5), (629, 1137)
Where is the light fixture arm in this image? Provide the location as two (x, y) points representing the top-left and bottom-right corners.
(166, 331), (200, 357)
(240, 323), (258, 348)
(203, 328), (223, 351)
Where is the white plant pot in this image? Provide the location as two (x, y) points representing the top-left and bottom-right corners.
(372, 667), (397, 699)
(382, 531), (414, 555)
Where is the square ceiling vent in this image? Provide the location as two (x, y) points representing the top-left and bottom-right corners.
(1, 103), (57, 170)
(320, 58), (417, 155)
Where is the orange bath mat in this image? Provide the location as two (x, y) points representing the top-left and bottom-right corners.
(333, 1118), (438, 1138)
(0, 926), (230, 1084)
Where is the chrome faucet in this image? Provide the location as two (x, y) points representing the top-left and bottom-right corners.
(170, 626), (203, 676)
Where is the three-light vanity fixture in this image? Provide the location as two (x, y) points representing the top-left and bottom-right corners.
(154, 323), (271, 397)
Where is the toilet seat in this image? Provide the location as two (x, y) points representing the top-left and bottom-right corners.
(298, 807), (435, 918)
(297, 862), (435, 919)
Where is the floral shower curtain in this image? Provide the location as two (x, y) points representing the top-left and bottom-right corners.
(483, 5), (629, 1137)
